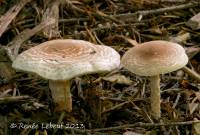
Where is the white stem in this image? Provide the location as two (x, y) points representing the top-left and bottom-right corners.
(150, 75), (161, 119)
(49, 80), (72, 112)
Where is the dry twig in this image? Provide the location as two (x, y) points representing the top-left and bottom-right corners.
(0, 0), (32, 37)
(42, 0), (61, 39)
(182, 66), (200, 82)
(114, 2), (199, 20)
(0, 95), (31, 104)
(6, 18), (55, 61)
(90, 120), (200, 132)
(59, 2), (199, 24)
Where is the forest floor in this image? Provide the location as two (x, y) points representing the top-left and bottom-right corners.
(0, 0), (200, 135)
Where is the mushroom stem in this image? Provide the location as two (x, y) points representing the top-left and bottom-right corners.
(49, 80), (72, 112)
(149, 75), (161, 119)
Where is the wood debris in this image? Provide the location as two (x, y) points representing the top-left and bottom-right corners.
(0, 0), (200, 134)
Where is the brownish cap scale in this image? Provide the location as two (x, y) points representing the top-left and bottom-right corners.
(121, 40), (188, 76)
(12, 39), (120, 80)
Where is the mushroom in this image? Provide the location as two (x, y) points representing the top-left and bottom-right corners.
(12, 39), (120, 112)
(121, 40), (188, 119)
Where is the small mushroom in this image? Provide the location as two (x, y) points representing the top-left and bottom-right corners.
(121, 40), (188, 119)
(12, 39), (120, 112)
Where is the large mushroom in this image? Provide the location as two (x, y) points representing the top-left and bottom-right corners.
(12, 39), (120, 112)
(121, 40), (188, 119)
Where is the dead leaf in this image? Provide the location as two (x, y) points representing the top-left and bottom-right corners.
(145, 130), (157, 135)
(169, 32), (190, 44)
(122, 36), (139, 46)
(189, 97), (199, 114)
(101, 100), (114, 112)
(148, 27), (163, 35)
(186, 12), (200, 30)
(195, 92), (200, 102)
(123, 131), (143, 135)
(193, 120), (200, 134)
(102, 74), (133, 85)
(185, 47), (200, 59)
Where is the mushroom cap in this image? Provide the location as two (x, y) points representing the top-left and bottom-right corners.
(121, 40), (188, 76)
(12, 39), (120, 80)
